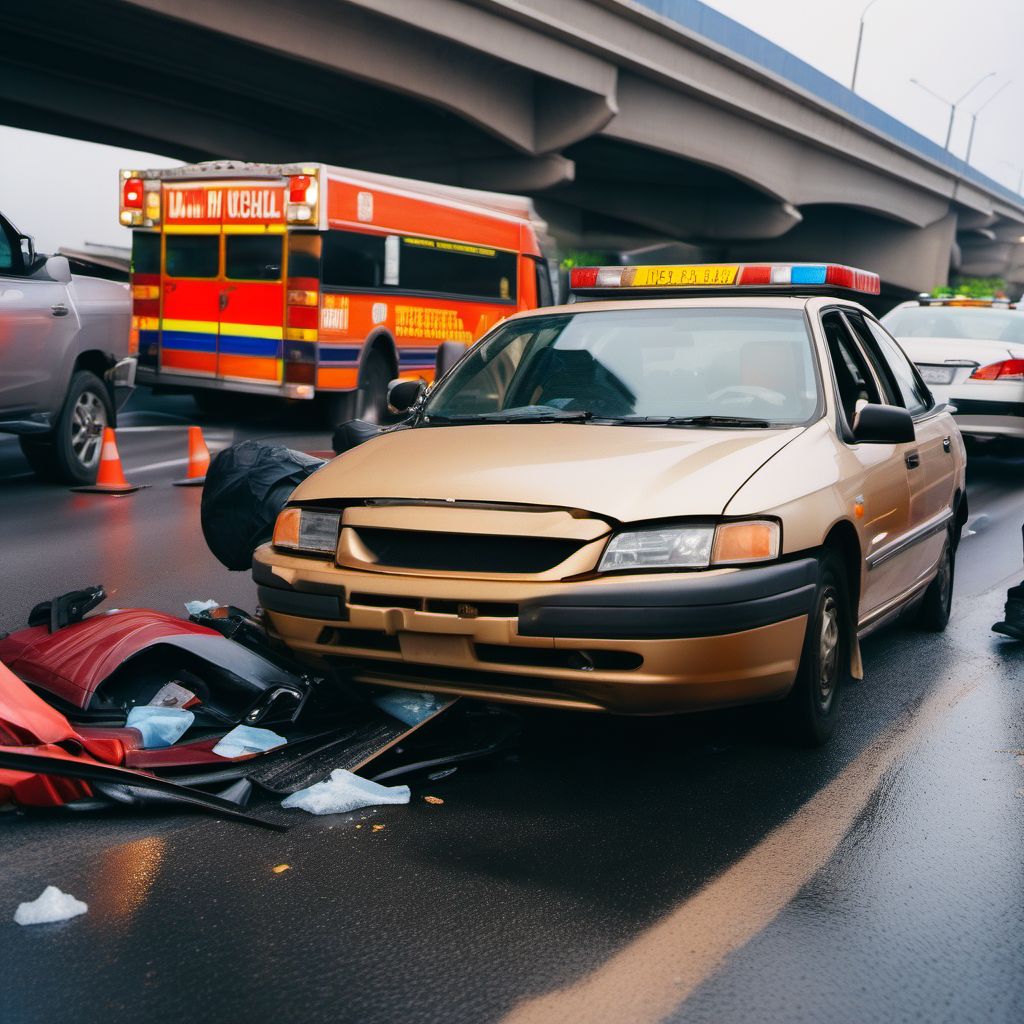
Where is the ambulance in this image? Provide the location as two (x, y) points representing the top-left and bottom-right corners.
(119, 161), (550, 422)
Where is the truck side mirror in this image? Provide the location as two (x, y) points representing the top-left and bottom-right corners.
(852, 403), (915, 444)
(387, 378), (425, 414)
(435, 340), (468, 379)
(44, 255), (72, 284)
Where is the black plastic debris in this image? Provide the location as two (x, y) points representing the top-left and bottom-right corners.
(201, 441), (326, 570)
(28, 585), (106, 633)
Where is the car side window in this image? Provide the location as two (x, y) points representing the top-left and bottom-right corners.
(842, 312), (900, 406)
(862, 317), (932, 416)
(820, 311), (882, 431)
(0, 221), (14, 274)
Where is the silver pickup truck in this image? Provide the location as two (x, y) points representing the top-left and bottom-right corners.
(0, 211), (134, 484)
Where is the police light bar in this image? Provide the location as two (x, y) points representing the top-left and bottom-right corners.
(569, 263), (881, 296)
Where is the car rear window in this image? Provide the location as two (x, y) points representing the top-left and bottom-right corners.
(883, 306), (1024, 343)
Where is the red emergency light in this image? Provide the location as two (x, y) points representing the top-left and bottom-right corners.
(122, 177), (143, 210)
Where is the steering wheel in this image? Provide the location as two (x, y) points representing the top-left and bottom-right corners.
(706, 384), (788, 408)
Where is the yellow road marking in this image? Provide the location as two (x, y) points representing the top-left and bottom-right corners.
(502, 673), (984, 1024)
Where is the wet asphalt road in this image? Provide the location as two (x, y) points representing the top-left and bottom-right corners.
(1, 393), (1023, 1024)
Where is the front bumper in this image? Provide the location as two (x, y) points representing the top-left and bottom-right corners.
(252, 549), (818, 714)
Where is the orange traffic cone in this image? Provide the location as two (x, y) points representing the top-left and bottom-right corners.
(70, 427), (147, 495)
(174, 425), (211, 486)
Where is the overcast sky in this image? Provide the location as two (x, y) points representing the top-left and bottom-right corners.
(3, 0), (1023, 252)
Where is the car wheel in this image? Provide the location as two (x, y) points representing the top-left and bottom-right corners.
(914, 530), (954, 632)
(779, 551), (849, 746)
(27, 371), (113, 485)
(356, 350), (391, 425)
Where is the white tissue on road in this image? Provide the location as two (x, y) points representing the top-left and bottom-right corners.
(373, 689), (443, 726)
(281, 769), (411, 815)
(213, 724), (287, 759)
(185, 599), (220, 616)
(125, 706), (195, 749)
(14, 886), (88, 926)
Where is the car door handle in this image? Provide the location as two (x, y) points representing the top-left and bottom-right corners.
(50, 303), (69, 317)
(905, 451), (921, 469)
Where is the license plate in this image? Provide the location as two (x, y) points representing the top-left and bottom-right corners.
(918, 364), (956, 385)
(631, 264), (739, 287)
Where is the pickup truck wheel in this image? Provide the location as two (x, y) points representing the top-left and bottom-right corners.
(21, 371), (113, 484)
(778, 551), (849, 746)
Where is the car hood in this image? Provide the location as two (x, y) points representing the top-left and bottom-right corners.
(896, 335), (1024, 365)
(293, 423), (804, 524)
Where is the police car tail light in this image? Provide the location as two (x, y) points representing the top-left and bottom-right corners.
(569, 262), (881, 296)
(969, 359), (1024, 381)
(273, 508), (340, 555)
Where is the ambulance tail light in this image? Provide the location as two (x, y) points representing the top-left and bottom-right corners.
(122, 176), (143, 209)
(285, 272), (319, 392)
(287, 172), (319, 225)
(969, 359), (1024, 381)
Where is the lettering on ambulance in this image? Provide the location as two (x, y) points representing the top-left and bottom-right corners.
(164, 186), (285, 225)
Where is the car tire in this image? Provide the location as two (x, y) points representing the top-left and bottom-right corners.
(914, 530), (954, 632)
(779, 550), (850, 746)
(20, 371), (112, 485)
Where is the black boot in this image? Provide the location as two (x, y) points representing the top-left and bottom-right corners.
(992, 593), (1024, 639)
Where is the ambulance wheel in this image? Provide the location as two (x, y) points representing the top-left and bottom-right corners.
(777, 551), (849, 746)
(20, 371), (112, 485)
(356, 350), (390, 424)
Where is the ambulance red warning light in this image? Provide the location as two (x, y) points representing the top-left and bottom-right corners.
(569, 263), (881, 295)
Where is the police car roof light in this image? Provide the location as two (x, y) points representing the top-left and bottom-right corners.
(568, 263), (881, 296)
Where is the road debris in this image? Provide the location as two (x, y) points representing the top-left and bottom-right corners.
(423, 795), (444, 805)
(184, 598), (220, 616)
(373, 689), (445, 727)
(14, 886), (88, 926)
(372, 824), (386, 832)
(272, 864), (291, 874)
(281, 769), (411, 815)
(125, 706), (194, 749)
(213, 725), (288, 759)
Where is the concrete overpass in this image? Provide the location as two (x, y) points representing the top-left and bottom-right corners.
(3, 0), (1023, 298)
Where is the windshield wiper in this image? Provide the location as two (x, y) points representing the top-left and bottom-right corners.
(423, 410), (594, 425)
(612, 415), (773, 428)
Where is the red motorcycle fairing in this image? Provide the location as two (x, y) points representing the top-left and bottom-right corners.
(0, 609), (219, 710)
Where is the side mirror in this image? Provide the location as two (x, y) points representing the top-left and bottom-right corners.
(18, 233), (36, 266)
(44, 255), (72, 284)
(387, 377), (425, 414)
(853, 403), (915, 444)
(435, 340), (468, 379)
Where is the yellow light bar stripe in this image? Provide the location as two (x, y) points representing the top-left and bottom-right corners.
(630, 265), (738, 287)
(285, 327), (318, 341)
(222, 224), (287, 234)
(220, 323), (284, 339)
(163, 318), (219, 333)
(163, 225), (221, 234)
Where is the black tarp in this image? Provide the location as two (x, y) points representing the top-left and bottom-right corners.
(201, 441), (326, 571)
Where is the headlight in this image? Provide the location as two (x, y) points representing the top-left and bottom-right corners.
(272, 507), (341, 556)
(598, 520), (779, 572)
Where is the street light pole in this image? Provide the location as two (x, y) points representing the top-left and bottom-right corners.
(911, 72), (997, 150)
(964, 79), (1012, 165)
(945, 72), (996, 149)
(851, 0), (880, 93)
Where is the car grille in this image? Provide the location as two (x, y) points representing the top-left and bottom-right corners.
(349, 593), (519, 618)
(351, 527), (584, 574)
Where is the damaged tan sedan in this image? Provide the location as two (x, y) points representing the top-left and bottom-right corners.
(254, 263), (966, 744)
